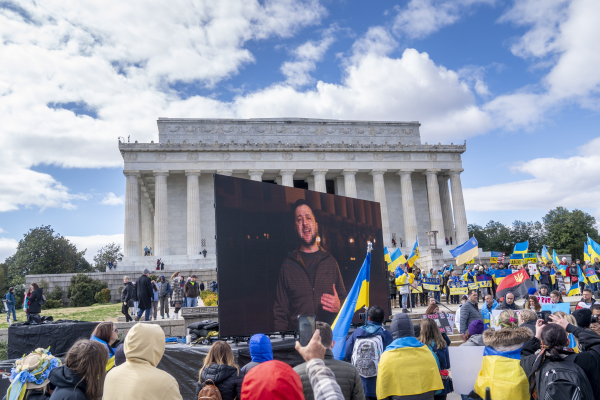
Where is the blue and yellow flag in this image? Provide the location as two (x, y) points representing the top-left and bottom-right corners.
(567, 284), (580, 297)
(541, 245), (551, 263)
(584, 243), (591, 263)
(513, 240), (528, 255)
(553, 249), (564, 271)
(331, 247), (371, 360)
(588, 236), (600, 263)
(474, 347), (528, 400)
(449, 236), (479, 266)
(388, 248), (406, 271)
(406, 236), (419, 267)
(550, 268), (556, 285)
(384, 247), (391, 265)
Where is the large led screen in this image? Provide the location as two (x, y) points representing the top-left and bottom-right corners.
(215, 174), (389, 338)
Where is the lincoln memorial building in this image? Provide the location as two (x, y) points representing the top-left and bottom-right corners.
(118, 118), (469, 271)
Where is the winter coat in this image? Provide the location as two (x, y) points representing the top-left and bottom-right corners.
(274, 247), (348, 331)
(157, 277), (171, 298)
(196, 364), (242, 400)
(152, 287), (159, 302)
(170, 278), (184, 304)
(344, 323), (393, 397)
(294, 349), (365, 400)
(241, 334), (273, 373)
(4, 291), (15, 306)
(131, 284), (138, 302)
(473, 327), (533, 400)
(459, 300), (483, 334)
(28, 288), (44, 314)
(121, 282), (133, 303)
(135, 274), (153, 310)
(520, 319), (537, 336)
(48, 365), (87, 400)
(184, 281), (200, 298)
(496, 300), (520, 311)
(388, 275), (397, 295)
(460, 334), (485, 346)
(481, 299), (498, 328)
(103, 323), (182, 400)
(241, 360), (305, 400)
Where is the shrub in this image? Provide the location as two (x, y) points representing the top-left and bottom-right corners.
(67, 274), (108, 307)
(94, 288), (111, 304)
(203, 293), (218, 306)
(200, 290), (214, 300)
(43, 299), (62, 310)
(118, 286), (123, 296)
(149, 274), (159, 282)
(0, 340), (6, 361)
(48, 285), (64, 301)
(39, 279), (50, 293)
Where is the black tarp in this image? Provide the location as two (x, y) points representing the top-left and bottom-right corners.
(7, 320), (99, 359)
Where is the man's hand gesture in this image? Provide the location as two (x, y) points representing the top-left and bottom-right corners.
(321, 284), (341, 313)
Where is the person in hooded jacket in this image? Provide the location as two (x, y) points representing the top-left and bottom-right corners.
(496, 292), (520, 311)
(121, 276), (133, 322)
(103, 323), (182, 400)
(460, 320), (485, 347)
(196, 341), (243, 400)
(157, 275), (171, 319)
(49, 339), (107, 400)
(376, 313), (443, 400)
(242, 360), (305, 400)
(27, 282), (43, 324)
(241, 333), (273, 373)
(521, 314), (600, 400)
(344, 306), (393, 400)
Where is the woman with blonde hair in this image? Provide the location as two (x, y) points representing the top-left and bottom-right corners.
(418, 319), (452, 399)
(525, 296), (541, 312)
(472, 310), (533, 400)
(196, 341), (242, 400)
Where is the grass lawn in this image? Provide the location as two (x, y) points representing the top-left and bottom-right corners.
(0, 303), (122, 329)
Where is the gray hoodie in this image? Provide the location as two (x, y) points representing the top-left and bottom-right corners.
(460, 334), (484, 346)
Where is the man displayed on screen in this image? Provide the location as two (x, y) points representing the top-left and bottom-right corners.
(274, 199), (348, 331)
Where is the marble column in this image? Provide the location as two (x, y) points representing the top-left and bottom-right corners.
(449, 169), (469, 245)
(312, 169), (328, 193)
(398, 170), (418, 246)
(305, 176), (315, 191)
(140, 187), (154, 252)
(342, 169), (358, 198)
(274, 177), (282, 185)
(280, 169), (295, 187)
(248, 169), (264, 182)
(138, 180), (143, 255)
(217, 170), (233, 176)
(370, 169), (391, 246)
(186, 170), (202, 256)
(153, 171), (169, 257)
(335, 176), (345, 196)
(424, 169), (446, 248)
(438, 175), (455, 244)
(123, 170), (140, 257)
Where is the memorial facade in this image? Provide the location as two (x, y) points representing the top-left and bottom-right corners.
(119, 118), (469, 270)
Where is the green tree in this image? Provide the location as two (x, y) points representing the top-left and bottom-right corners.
(93, 243), (123, 272)
(5, 226), (92, 286)
(484, 221), (513, 254)
(510, 220), (547, 253)
(543, 207), (600, 260)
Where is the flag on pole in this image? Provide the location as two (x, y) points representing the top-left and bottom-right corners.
(553, 250), (564, 272)
(584, 243), (591, 263)
(513, 240), (529, 255)
(541, 245), (551, 263)
(449, 237), (479, 266)
(331, 243), (372, 360)
(406, 236), (419, 267)
(588, 236), (600, 262)
(386, 248), (407, 271)
(567, 285), (580, 297)
(495, 269), (534, 301)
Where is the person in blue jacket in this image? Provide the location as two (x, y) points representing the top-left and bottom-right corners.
(344, 305), (393, 400)
(4, 287), (16, 324)
(241, 333), (273, 373)
(481, 293), (498, 329)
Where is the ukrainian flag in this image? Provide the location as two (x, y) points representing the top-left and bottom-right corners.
(553, 249), (564, 272)
(588, 236), (600, 262)
(331, 247), (371, 360)
(550, 269), (556, 285)
(450, 236), (479, 266)
(384, 247), (391, 265)
(395, 266), (408, 286)
(388, 248), (406, 271)
(567, 285), (580, 297)
(542, 245), (551, 263)
(474, 347), (528, 399)
(406, 236), (419, 267)
(513, 240), (528, 255)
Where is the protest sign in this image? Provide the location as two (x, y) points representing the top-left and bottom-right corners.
(524, 253), (538, 264)
(412, 280), (423, 294)
(449, 280), (468, 295)
(422, 277), (440, 291)
(556, 274), (567, 293)
(449, 346), (485, 395)
(490, 251), (505, 264)
(468, 282), (478, 290)
(476, 275), (492, 288)
(492, 269), (512, 284)
(447, 313), (455, 329)
(536, 296), (552, 304)
(422, 312), (454, 334)
(541, 303), (571, 314)
(585, 267), (599, 284)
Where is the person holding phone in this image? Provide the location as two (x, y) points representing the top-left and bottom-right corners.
(274, 200), (347, 331)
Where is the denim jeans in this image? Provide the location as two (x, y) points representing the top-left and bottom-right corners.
(433, 291), (441, 303)
(137, 308), (151, 321)
(402, 293), (409, 309)
(187, 297), (198, 307)
(587, 282), (599, 292)
(6, 305), (16, 321)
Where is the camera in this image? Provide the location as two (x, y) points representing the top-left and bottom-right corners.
(537, 311), (552, 324)
(359, 313), (365, 320)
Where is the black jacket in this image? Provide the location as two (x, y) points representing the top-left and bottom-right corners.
(48, 365), (87, 400)
(521, 324), (600, 400)
(196, 364), (242, 400)
(520, 319), (537, 336)
(136, 275), (153, 310)
(28, 288), (44, 314)
(294, 349), (365, 400)
(121, 282), (134, 303)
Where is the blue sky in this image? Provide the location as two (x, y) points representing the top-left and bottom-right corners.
(1, 0), (600, 261)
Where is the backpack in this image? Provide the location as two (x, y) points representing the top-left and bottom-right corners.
(351, 335), (383, 378)
(536, 358), (594, 400)
(39, 295), (46, 307)
(198, 379), (222, 400)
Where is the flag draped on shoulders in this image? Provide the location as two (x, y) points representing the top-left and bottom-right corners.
(331, 247), (371, 360)
(474, 347), (529, 400)
(449, 237), (479, 266)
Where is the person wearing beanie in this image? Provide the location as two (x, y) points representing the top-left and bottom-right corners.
(573, 308), (593, 329)
(461, 320), (485, 346)
(538, 284), (549, 297)
(135, 269), (153, 321)
(376, 313), (443, 399)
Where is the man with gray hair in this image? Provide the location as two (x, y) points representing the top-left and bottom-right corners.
(135, 269), (154, 321)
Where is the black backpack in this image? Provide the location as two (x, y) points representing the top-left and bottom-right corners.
(536, 358), (594, 400)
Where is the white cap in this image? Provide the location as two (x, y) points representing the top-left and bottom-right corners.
(443, 264), (447, 267)
(562, 257), (567, 261)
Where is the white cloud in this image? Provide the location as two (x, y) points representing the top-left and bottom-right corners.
(101, 193), (124, 206)
(393, 0), (496, 39)
(65, 234), (124, 263)
(0, 238), (18, 263)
